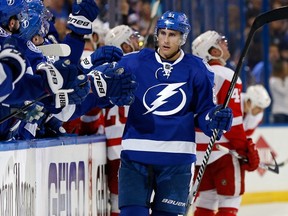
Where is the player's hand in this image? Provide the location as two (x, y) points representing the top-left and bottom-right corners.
(0, 36), (26, 97)
(37, 114), (67, 138)
(67, 0), (99, 35)
(37, 60), (81, 108)
(68, 74), (91, 104)
(88, 62), (137, 105)
(78, 46), (123, 74)
(238, 138), (260, 172)
(208, 105), (232, 131)
(11, 101), (46, 124)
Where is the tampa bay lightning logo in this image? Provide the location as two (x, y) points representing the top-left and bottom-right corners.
(0, 27), (9, 37)
(143, 82), (187, 116)
(26, 40), (42, 53)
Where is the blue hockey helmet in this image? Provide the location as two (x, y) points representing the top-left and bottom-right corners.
(17, 11), (44, 40)
(26, 0), (53, 21)
(155, 11), (191, 46)
(0, 0), (26, 26)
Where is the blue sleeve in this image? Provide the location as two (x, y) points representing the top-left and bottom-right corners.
(192, 62), (216, 136)
(0, 64), (14, 97)
(60, 33), (85, 65)
(68, 93), (112, 121)
(2, 74), (47, 104)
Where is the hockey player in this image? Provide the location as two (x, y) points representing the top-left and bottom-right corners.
(192, 30), (260, 216)
(242, 85), (271, 137)
(114, 11), (233, 216)
(101, 25), (142, 216)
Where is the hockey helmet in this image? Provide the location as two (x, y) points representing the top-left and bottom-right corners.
(17, 11), (44, 40)
(27, 0), (53, 21)
(155, 11), (191, 46)
(104, 25), (135, 51)
(192, 30), (227, 64)
(245, 85), (271, 109)
(0, 0), (26, 26)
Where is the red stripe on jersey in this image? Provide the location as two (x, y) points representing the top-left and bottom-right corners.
(107, 137), (122, 147)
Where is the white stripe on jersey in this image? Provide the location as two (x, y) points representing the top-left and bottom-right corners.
(122, 139), (196, 154)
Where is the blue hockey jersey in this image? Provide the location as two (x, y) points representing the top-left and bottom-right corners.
(117, 48), (216, 165)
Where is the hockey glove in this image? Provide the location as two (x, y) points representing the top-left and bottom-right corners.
(88, 63), (137, 105)
(37, 114), (67, 138)
(0, 37), (26, 97)
(37, 60), (79, 108)
(238, 138), (260, 172)
(68, 74), (91, 104)
(208, 105), (233, 131)
(78, 46), (123, 74)
(67, 0), (99, 35)
(11, 101), (46, 124)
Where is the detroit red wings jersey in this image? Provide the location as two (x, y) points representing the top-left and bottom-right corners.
(196, 64), (247, 165)
(241, 93), (264, 137)
(63, 107), (104, 135)
(103, 106), (129, 160)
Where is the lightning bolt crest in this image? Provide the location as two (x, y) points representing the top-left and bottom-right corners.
(144, 82), (185, 114)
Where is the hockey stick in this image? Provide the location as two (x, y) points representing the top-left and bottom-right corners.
(143, 0), (160, 46)
(0, 93), (50, 125)
(38, 44), (71, 57)
(185, 6), (288, 215)
(277, 158), (288, 167)
(215, 144), (279, 174)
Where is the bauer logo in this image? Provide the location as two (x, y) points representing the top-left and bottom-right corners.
(161, 198), (186, 207)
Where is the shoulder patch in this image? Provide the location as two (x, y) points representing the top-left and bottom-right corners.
(26, 40), (42, 53)
(0, 27), (9, 37)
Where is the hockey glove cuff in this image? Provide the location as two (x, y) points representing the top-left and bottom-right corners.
(78, 46), (123, 74)
(67, 0), (99, 35)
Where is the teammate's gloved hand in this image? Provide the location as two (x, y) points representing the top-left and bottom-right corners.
(78, 46), (123, 74)
(11, 101), (46, 124)
(67, 0), (99, 35)
(238, 138), (260, 172)
(37, 114), (67, 138)
(36, 60), (79, 108)
(68, 74), (91, 104)
(208, 105), (232, 131)
(88, 62), (137, 105)
(0, 36), (26, 97)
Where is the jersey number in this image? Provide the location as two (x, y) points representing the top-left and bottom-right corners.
(231, 88), (241, 103)
(105, 107), (127, 127)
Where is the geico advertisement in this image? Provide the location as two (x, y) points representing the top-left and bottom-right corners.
(0, 136), (108, 216)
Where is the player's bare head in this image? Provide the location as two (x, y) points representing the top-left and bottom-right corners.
(154, 11), (191, 47)
(192, 30), (230, 65)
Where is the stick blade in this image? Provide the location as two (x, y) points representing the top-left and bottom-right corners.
(253, 6), (288, 30)
(151, 0), (160, 19)
(38, 44), (71, 57)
